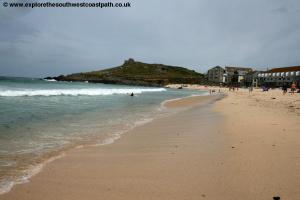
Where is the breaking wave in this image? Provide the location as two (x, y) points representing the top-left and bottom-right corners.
(0, 88), (166, 97)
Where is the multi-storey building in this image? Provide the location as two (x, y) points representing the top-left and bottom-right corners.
(207, 66), (253, 85)
(207, 66), (225, 83)
(224, 66), (253, 84)
(258, 66), (300, 87)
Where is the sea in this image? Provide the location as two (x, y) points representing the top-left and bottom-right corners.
(0, 76), (206, 194)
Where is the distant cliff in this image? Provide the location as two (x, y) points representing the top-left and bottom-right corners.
(48, 59), (204, 86)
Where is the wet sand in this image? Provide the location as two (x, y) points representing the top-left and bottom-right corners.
(162, 94), (212, 108)
(1, 91), (300, 200)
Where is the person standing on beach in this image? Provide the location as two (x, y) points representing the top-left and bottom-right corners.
(291, 82), (296, 95)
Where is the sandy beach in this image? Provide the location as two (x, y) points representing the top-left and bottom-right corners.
(213, 88), (300, 199)
(0, 89), (299, 200)
(2, 0), (300, 199)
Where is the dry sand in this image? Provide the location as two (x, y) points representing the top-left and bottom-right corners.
(0, 89), (299, 200)
(213, 88), (300, 199)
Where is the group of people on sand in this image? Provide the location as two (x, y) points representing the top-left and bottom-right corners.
(226, 82), (299, 95)
(257, 82), (299, 95)
(209, 89), (221, 94)
(228, 87), (239, 92)
(282, 82), (298, 95)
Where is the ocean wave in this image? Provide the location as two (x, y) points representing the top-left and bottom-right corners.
(0, 88), (166, 97)
(43, 79), (57, 82)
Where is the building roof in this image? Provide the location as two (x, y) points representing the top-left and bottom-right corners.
(225, 66), (252, 71)
(267, 66), (300, 73)
(208, 66), (224, 70)
(245, 70), (263, 76)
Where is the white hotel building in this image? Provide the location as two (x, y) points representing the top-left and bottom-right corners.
(257, 66), (300, 87)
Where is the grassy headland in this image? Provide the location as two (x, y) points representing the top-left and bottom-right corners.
(49, 59), (204, 86)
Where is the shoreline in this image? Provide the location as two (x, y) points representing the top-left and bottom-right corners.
(161, 92), (209, 108)
(0, 94), (222, 199)
(1, 89), (299, 199)
(0, 93), (212, 196)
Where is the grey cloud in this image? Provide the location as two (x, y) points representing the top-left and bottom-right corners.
(272, 5), (288, 14)
(1, 0), (300, 77)
(0, 0), (35, 21)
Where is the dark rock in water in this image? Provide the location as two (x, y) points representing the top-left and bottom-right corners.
(47, 59), (205, 87)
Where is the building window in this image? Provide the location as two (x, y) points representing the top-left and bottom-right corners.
(291, 72), (294, 76)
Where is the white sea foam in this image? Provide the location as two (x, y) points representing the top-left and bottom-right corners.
(99, 135), (121, 146)
(0, 181), (13, 196)
(160, 92), (209, 109)
(0, 88), (166, 97)
(0, 115), (156, 195)
(0, 153), (65, 195)
(43, 79), (57, 82)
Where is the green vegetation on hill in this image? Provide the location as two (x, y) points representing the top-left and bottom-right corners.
(51, 59), (204, 86)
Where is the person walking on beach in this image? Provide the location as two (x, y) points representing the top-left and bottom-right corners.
(249, 86), (253, 94)
(282, 84), (288, 95)
(291, 82), (296, 95)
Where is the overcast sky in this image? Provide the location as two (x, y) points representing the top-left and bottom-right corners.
(0, 0), (300, 77)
